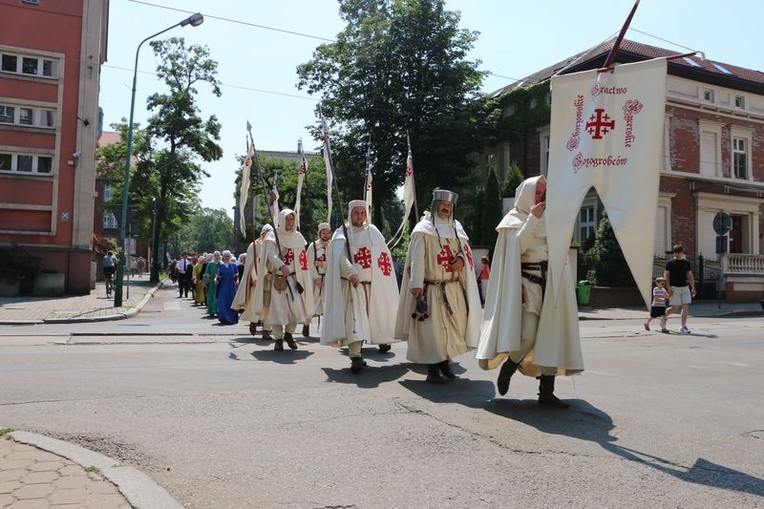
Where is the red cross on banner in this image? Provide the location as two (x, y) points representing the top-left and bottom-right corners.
(354, 246), (372, 269)
(436, 245), (453, 272)
(282, 248), (294, 266)
(377, 252), (392, 276)
(299, 250), (308, 271)
(585, 108), (616, 139)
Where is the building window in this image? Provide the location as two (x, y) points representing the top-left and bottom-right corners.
(703, 89), (715, 102)
(0, 152), (55, 175)
(103, 186), (112, 201)
(578, 206), (597, 245)
(17, 155), (33, 172)
(0, 51), (57, 78)
(735, 95), (745, 109)
(103, 212), (118, 229)
(0, 102), (56, 128)
(539, 128), (550, 176)
(698, 120), (722, 177)
(733, 137), (748, 179)
(0, 106), (13, 124)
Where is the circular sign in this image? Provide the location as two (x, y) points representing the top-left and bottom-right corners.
(713, 212), (732, 235)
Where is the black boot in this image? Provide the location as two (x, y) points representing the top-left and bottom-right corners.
(249, 322), (258, 336)
(284, 332), (298, 350)
(302, 324), (310, 337)
(439, 360), (456, 380)
(426, 364), (445, 384)
(350, 356), (366, 374)
(378, 343), (392, 354)
(273, 338), (284, 351)
(497, 357), (519, 396)
(538, 375), (569, 408)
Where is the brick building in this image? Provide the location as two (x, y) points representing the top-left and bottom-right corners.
(487, 38), (763, 301)
(0, 0), (109, 294)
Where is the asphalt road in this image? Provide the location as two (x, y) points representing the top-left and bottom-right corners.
(1, 285), (762, 508)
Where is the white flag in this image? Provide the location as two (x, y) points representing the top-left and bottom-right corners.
(546, 58), (668, 307)
(294, 149), (307, 229)
(270, 185), (280, 225)
(389, 142), (417, 245)
(364, 155), (373, 220)
(320, 110), (334, 223)
(238, 135), (254, 237)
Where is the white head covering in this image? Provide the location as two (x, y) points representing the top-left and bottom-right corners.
(222, 250), (232, 258)
(502, 175), (546, 235)
(318, 222), (331, 233)
(347, 200), (368, 225)
(277, 209), (297, 231)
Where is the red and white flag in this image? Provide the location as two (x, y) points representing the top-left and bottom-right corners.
(546, 58), (667, 307)
(389, 139), (417, 245)
(294, 142), (308, 228)
(320, 107), (334, 223)
(238, 134), (254, 237)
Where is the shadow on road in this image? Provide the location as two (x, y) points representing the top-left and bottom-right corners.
(248, 349), (313, 364)
(398, 364), (496, 408)
(322, 364), (409, 389)
(485, 399), (764, 498)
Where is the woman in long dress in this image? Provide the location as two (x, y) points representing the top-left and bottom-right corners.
(217, 250), (240, 325)
(204, 251), (220, 317)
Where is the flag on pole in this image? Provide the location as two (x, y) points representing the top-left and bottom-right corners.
(270, 185), (280, 225)
(545, 58), (668, 308)
(388, 136), (418, 247)
(319, 106), (334, 223)
(238, 133), (254, 237)
(363, 145), (373, 220)
(294, 140), (307, 229)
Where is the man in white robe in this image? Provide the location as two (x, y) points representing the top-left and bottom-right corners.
(395, 190), (482, 383)
(320, 200), (398, 373)
(232, 224), (272, 338)
(260, 209), (314, 351)
(303, 222), (332, 337)
(476, 176), (583, 408)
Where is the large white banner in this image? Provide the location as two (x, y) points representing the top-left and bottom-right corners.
(546, 58), (667, 307)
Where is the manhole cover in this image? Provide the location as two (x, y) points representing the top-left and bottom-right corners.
(746, 430), (764, 439)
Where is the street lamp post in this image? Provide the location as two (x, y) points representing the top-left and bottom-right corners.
(114, 12), (204, 307)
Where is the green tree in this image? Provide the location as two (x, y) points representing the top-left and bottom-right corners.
(501, 162), (524, 199)
(143, 37), (223, 281)
(178, 207), (236, 254)
(297, 0), (492, 226)
(584, 214), (636, 287)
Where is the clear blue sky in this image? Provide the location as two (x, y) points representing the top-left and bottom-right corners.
(100, 0), (763, 217)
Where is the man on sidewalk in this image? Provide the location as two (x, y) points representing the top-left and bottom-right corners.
(663, 244), (696, 334)
(175, 252), (192, 298)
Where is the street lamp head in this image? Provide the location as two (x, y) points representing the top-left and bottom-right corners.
(180, 12), (204, 27)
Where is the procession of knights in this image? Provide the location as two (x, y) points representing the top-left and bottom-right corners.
(228, 12), (672, 406)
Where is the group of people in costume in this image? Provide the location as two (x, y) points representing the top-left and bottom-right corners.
(176, 250), (243, 325)
(230, 175), (583, 407)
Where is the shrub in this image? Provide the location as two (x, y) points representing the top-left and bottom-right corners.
(0, 245), (43, 285)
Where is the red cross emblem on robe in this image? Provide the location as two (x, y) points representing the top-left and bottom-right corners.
(282, 248), (294, 266)
(436, 245), (453, 272)
(377, 252), (392, 276)
(299, 249), (308, 271)
(354, 246), (372, 269)
(462, 243), (474, 271)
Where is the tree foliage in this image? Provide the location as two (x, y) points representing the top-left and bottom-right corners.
(297, 0), (493, 229)
(142, 37), (223, 280)
(501, 162), (524, 199)
(177, 207), (237, 254)
(584, 214), (636, 287)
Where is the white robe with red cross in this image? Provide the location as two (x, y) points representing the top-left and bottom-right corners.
(320, 223), (399, 347)
(394, 213), (482, 364)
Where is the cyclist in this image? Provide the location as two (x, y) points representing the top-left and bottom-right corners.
(103, 251), (117, 296)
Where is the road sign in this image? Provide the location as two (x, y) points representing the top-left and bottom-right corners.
(713, 212), (732, 235)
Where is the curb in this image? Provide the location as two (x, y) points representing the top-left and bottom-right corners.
(4, 428), (182, 509)
(39, 281), (164, 324)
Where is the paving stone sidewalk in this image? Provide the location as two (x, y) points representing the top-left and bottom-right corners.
(0, 277), (160, 324)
